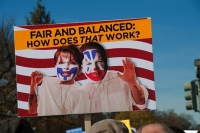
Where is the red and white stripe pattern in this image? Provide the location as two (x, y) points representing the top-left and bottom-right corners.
(15, 38), (156, 117)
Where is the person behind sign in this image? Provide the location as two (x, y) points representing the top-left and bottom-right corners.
(89, 119), (129, 133)
(136, 123), (174, 133)
(28, 45), (90, 116)
(79, 42), (148, 113)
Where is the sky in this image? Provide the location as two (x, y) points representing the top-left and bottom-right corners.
(1, 0), (200, 124)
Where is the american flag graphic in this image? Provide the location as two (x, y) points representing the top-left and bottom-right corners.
(14, 19), (155, 117)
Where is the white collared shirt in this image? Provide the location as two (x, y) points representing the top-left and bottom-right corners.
(37, 76), (90, 116)
(83, 70), (148, 113)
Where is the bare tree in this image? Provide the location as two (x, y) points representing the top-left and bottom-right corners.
(155, 110), (197, 130)
(0, 15), (17, 118)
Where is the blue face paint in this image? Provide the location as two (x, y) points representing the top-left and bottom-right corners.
(55, 52), (79, 82)
(82, 49), (106, 82)
(57, 67), (78, 81)
(83, 49), (98, 61)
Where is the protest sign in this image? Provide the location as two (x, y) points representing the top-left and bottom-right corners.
(14, 17), (155, 117)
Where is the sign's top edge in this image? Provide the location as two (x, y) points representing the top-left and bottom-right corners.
(14, 17), (151, 28)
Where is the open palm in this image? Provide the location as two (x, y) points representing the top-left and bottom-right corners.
(117, 57), (137, 84)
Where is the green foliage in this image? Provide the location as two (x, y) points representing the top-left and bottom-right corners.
(25, 0), (55, 25)
(114, 110), (198, 130)
(115, 111), (157, 129)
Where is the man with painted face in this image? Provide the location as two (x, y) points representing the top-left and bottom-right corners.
(28, 45), (90, 116)
(80, 42), (148, 113)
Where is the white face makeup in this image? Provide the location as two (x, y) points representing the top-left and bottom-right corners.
(55, 52), (79, 81)
(82, 49), (106, 82)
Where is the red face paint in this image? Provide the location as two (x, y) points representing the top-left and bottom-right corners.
(82, 49), (106, 82)
(85, 70), (105, 81)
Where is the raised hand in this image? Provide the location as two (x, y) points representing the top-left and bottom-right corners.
(29, 71), (43, 114)
(117, 57), (137, 85)
(117, 58), (145, 105)
(30, 71), (44, 86)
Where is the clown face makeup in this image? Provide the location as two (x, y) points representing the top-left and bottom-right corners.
(55, 52), (79, 81)
(82, 49), (106, 82)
